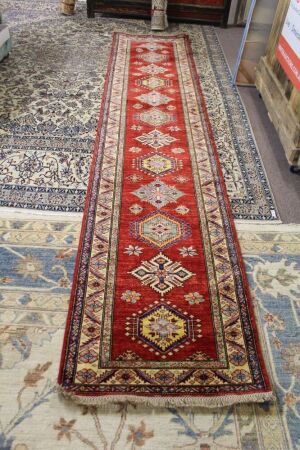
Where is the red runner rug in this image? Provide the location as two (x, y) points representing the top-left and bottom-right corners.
(58, 33), (273, 407)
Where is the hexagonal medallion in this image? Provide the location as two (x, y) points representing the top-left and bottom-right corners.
(133, 153), (182, 177)
(125, 301), (202, 355)
(139, 304), (187, 352)
(135, 107), (175, 127)
(136, 76), (171, 90)
(130, 211), (191, 250)
(136, 91), (172, 107)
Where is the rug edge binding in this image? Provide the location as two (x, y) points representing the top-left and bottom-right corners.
(56, 384), (275, 408)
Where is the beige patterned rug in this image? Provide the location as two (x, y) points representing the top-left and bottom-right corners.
(0, 0), (279, 220)
(0, 213), (299, 448)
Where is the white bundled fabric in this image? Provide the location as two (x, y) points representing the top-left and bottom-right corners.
(151, 0), (168, 30)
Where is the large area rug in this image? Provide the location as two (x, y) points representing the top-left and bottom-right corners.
(0, 215), (299, 448)
(58, 33), (272, 406)
(0, 0), (279, 220)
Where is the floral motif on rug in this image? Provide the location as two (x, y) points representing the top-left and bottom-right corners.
(58, 34), (272, 406)
(0, 0), (278, 219)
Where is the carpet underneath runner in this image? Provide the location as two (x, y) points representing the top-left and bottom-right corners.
(58, 33), (273, 407)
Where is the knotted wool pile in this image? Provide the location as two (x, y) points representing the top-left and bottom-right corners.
(58, 33), (273, 407)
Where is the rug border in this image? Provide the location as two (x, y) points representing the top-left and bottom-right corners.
(58, 32), (274, 407)
(57, 32), (120, 387)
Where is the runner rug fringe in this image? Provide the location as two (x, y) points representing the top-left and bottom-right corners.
(58, 33), (273, 407)
(57, 385), (275, 408)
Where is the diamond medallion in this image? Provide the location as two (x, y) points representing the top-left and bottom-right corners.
(135, 129), (177, 149)
(133, 153), (182, 177)
(136, 91), (172, 107)
(137, 43), (167, 51)
(133, 179), (184, 209)
(138, 64), (167, 75)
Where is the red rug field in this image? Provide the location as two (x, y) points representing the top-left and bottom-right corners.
(58, 33), (273, 407)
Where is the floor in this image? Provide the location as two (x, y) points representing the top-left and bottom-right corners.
(0, 5), (299, 449)
(217, 26), (300, 224)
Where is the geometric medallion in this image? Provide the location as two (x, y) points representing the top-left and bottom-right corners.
(125, 301), (201, 356)
(138, 65), (167, 76)
(139, 304), (187, 352)
(136, 91), (172, 107)
(137, 42), (167, 51)
(135, 107), (175, 127)
(133, 179), (184, 209)
(136, 76), (171, 90)
(133, 153), (182, 177)
(130, 211), (191, 250)
(130, 252), (194, 296)
(135, 129), (177, 149)
(138, 52), (168, 63)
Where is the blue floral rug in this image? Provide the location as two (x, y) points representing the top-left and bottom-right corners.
(0, 0), (279, 219)
(0, 215), (298, 448)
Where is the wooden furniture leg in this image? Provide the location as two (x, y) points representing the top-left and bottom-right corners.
(87, 0), (95, 18)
